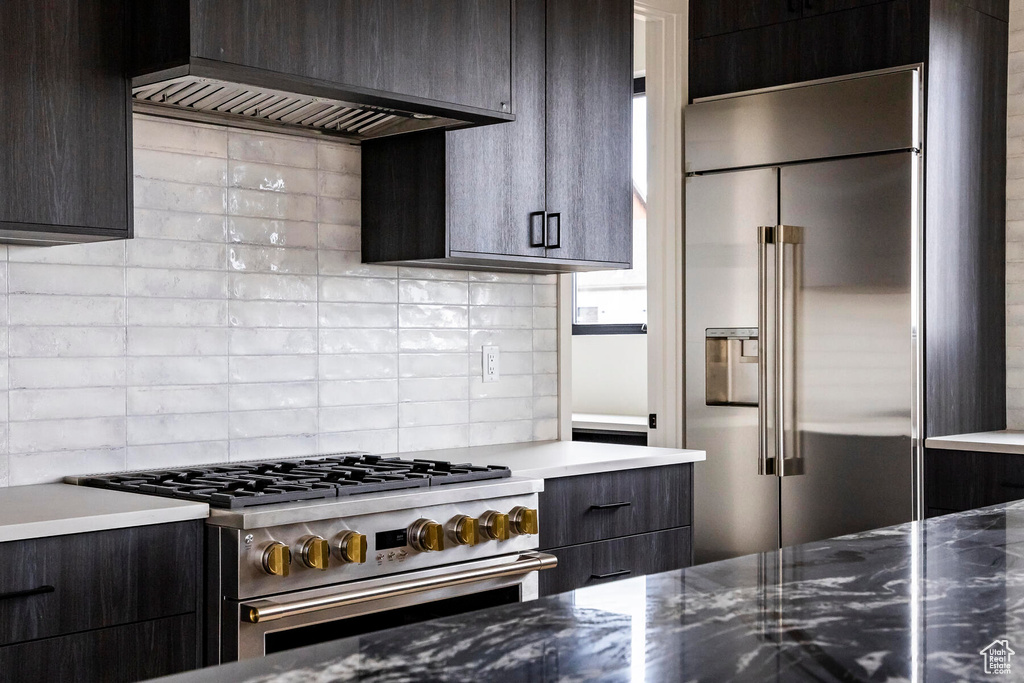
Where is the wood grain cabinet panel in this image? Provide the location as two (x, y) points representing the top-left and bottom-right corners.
(539, 528), (692, 596)
(187, 0), (512, 116)
(925, 449), (1024, 517)
(539, 465), (692, 549)
(0, 522), (201, 647)
(0, 0), (131, 243)
(0, 615), (197, 683)
(362, 0), (633, 273)
(691, 0), (802, 39)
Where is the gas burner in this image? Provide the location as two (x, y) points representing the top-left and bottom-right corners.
(79, 453), (512, 508)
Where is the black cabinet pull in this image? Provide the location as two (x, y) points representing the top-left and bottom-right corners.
(545, 213), (561, 249)
(788, 0), (801, 11)
(529, 211), (546, 247)
(0, 585), (54, 601)
(590, 501), (631, 510)
(803, 0), (815, 8)
(591, 569), (631, 580)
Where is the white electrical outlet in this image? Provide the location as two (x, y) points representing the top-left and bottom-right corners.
(482, 345), (500, 383)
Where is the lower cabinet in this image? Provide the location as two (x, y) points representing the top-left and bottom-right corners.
(537, 464), (693, 597)
(0, 615), (197, 683)
(925, 448), (1024, 518)
(0, 521), (203, 682)
(540, 528), (692, 596)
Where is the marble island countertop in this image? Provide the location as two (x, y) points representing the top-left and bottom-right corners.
(159, 501), (1024, 682)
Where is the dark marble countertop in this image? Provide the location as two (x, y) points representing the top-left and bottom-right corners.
(160, 502), (1024, 682)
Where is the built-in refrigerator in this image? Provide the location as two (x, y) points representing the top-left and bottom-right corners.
(685, 68), (922, 564)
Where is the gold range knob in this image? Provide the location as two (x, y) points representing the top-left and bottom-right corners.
(261, 542), (292, 577)
(478, 510), (510, 542)
(409, 518), (445, 552)
(448, 515), (478, 547)
(335, 530), (368, 564)
(510, 506), (539, 536)
(299, 536), (330, 571)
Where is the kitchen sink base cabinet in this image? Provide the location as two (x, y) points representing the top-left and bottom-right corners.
(537, 464), (693, 596)
(0, 521), (203, 682)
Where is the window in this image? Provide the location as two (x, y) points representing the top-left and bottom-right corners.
(572, 79), (648, 335)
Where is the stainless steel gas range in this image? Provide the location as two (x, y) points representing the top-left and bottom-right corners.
(69, 453), (554, 663)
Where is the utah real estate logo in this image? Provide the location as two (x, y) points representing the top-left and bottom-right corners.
(980, 639), (1015, 675)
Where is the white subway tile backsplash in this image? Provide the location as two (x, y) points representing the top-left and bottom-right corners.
(0, 115), (558, 485)
(11, 417), (126, 454)
(128, 385), (229, 416)
(10, 295), (125, 326)
(10, 327), (126, 358)
(127, 413), (228, 446)
(229, 382), (318, 412)
(229, 217), (319, 249)
(11, 358), (125, 390)
(10, 388), (125, 421)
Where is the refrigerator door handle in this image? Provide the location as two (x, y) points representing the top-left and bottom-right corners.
(757, 226), (776, 476)
(775, 225), (805, 478)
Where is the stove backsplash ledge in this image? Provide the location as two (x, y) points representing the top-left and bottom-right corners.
(0, 114), (559, 487)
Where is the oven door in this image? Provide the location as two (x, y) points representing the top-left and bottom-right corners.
(223, 551), (557, 661)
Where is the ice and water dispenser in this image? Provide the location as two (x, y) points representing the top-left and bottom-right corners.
(705, 328), (758, 407)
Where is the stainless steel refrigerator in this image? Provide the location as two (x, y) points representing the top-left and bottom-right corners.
(685, 68), (923, 564)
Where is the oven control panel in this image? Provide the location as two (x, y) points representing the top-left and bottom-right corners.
(228, 492), (541, 599)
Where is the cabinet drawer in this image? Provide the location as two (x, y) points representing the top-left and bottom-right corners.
(539, 465), (692, 548)
(0, 614), (197, 682)
(0, 521), (201, 646)
(925, 448), (1024, 513)
(539, 527), (692, 596)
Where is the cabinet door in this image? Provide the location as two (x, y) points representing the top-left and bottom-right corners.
(191, 0), (512, 115)
(544, 0), (633, 265)
(797, 0), (915, 83)
(691, 0), (802, 39)
(0, 615), (197, 683)
(0, 0), (130, 237)
(446, 0), (547, 259)
(689, 22), (800, 101)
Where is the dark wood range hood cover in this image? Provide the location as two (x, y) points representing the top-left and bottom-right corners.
(131, 0), (515, 141)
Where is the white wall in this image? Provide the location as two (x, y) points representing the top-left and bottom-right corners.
(0, 115), (559, 486)
(571, 334), (648, 416)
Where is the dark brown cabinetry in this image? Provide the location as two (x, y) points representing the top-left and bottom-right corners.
(537, 465), (693, 596)
(689, 0), (925, 101)
(134, 0), (514, 124)
(362, 0), (633, 273)
(0, 522), (203, 681)
(0, 0), (132, 245)
(925, 449), (1024, 518)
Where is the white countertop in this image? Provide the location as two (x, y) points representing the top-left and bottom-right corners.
(572, 413), (649, 433)
(0, 484), (209, 543)
(397, 440), (705, 479)
(925, 431), (1024, 455)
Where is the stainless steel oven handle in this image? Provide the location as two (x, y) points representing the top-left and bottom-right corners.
(241, 552), (559, 624)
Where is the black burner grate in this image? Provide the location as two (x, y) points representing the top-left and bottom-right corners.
(79, 453), (511, 508)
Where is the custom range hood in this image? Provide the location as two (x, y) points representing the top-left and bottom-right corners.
(132, 1), (515, 141)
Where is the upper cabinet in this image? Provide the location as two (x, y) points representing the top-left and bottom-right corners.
(0, 0), (132, 245)
(689, 0), (919, 100)
(361, 0), (634, 273)
(132, 1), (515, 140)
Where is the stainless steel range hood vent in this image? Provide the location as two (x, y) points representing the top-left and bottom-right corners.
(132, 75), (467, 142)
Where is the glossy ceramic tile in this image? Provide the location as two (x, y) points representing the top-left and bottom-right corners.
(0, 115), (558, 486)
